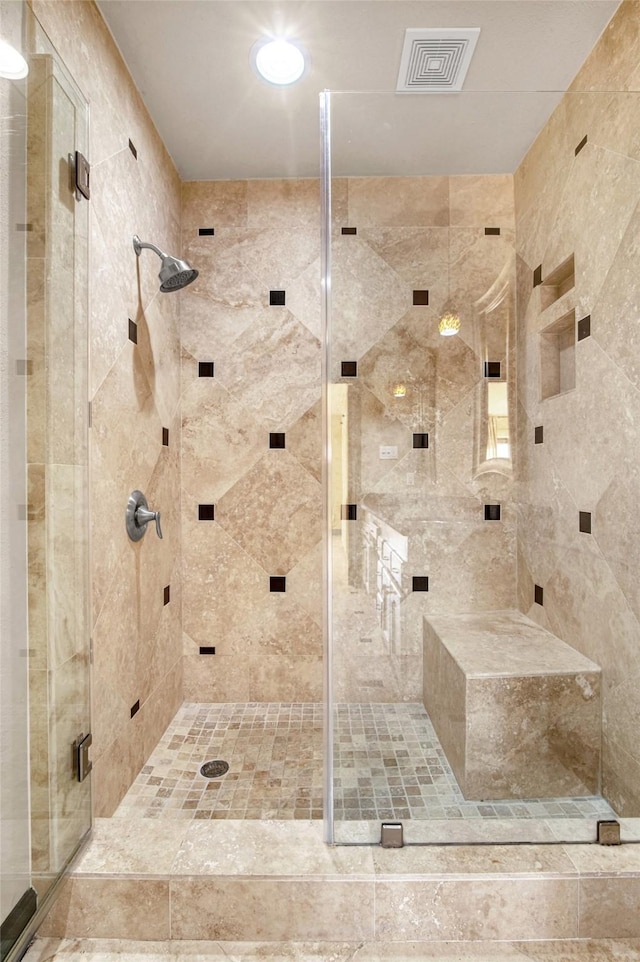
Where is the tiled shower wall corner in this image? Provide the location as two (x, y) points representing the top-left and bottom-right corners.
(32, 0), (184, 817)
(514, 0), (640, 814)
(180, 175), (518, 703)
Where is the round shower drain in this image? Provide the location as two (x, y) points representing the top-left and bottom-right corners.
(200, 759), (229, 779)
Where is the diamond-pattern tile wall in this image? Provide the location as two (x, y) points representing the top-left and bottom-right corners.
(515, 5), (640, 814)
(182, 177), (518, 704)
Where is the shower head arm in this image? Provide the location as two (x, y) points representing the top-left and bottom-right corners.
(133, 235), (166, 260)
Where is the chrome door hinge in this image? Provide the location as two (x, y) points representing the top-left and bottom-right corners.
(72, 732), (92, 782)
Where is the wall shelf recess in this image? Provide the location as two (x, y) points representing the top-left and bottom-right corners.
(539, 309), (576, 400)
(540, 254), (575, 311)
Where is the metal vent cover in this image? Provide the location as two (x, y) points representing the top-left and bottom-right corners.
(396, 28), (480, 93)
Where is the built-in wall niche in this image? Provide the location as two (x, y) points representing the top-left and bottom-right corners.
(539, 309), (576, 400)
(540, 254), (575, 311)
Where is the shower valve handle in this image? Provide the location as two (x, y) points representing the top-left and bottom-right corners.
(126, 490), (163, 541)
(136, 505), (163, 539)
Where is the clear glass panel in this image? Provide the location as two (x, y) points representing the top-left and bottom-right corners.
(323, 89), (640, 845)
(26, 9), (91, 899)
(0, 3), (90, 955)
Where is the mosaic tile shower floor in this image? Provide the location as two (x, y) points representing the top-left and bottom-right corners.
(114, 702), (615, 822)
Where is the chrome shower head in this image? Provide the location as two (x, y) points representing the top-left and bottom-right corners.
(133, 235), (198, 292)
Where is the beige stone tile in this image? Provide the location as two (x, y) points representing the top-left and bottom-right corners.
(449, 175), (515, 229)
(181, 378), (264, 503)
(359, 226), (448, 291)
(170, 878), (375, 941)
(175, 943), (354, 962)
(219, 310), (320, 431)
(348, 177), (450, 228)
(172, 820), (373, 877)
(182, 642), (252, 703)
(134, 291), (181, 429)
(215, 450), (321, 575)
(332, 234), (411, 361)
(182, 180), (248, 230)
(91, 711), (147, 819)
(564, 843), (640, 876)
(353, 944), (534, 961)
(38, 878), (170, 940)
(375, 878), (579, 941)
(71, 818), (189, 876)
(25, 940), (175, 962)
(592, 201), (640, 396)
(246, 178), (320, 228)
(287, 399), (322, 483)
(515, 940), (640, 961)
(286, 541), (323, 627)
(372, 844), (576, 878)
(179, 237), (264, 362)
(90, 342), (162, 623)
(570, 0), (640, 92)
(579, 878), (640, 938)
(181, 507), (265, 653)
(601, 737), (640, 819)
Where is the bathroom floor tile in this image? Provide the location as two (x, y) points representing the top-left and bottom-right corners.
(114, 702), (615, 824)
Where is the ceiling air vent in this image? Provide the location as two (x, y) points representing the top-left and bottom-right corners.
(396, 28), (480, 93)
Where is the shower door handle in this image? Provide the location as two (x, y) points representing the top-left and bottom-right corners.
(126, 490), (163, 541)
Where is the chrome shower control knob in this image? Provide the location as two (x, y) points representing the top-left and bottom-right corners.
(126, 490), (163, 541)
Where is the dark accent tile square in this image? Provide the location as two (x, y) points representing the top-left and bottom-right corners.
(534, 584), (544, 606)
(162, 427), (169, 447)
(198, 361), (214, 377)
(578, 315), (591, 341)
(341, 227), (357, 235)
(579, 511), (592, 534)
(269, 432), (285, 449)
(130, 699), (140, 718)
(198, 504), (215, 521)
(533, 265), (543, 288)
(413, 433), (429, 449)
(412, 576), (429, 592)
(484, 361), (501, 378)
(534, 425), (544, 444)
(484, 227), (501, 235)
(575, 134), (588, 156)
(128, 318), (137, 344)
(199, 646), (216, 655)
(413, 290), (429, 306)
(270, 576), (286, 593)
(270, 290), (286, 306)
(198, 227), (215, 236)
(341, 361), (357, 377)
(163, 585), (170, 606)
(484, 504), (501, 521)
(341, 504), (358, 521)
(128, 139), (138, 159)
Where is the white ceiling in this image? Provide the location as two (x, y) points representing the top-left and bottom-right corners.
(96, 0), (620, 180)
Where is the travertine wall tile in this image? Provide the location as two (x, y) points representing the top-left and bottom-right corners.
(515, 0), (640, 814)
(31, 0), (184, 816)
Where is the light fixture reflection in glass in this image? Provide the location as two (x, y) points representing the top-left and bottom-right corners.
(251, 37), (307, 86)
(438, 311), (461, 337)
(0, 38), (28, 80)
(392, 383), (407, 398)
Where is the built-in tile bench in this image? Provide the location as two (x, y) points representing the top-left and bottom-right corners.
(423, 610), (602, 801)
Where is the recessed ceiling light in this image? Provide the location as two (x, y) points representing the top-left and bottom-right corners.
(251, 37), (307, 86)
(0, 38), (28, 80)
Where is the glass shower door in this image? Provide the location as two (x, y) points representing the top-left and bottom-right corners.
(322, 89), (629, 846)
